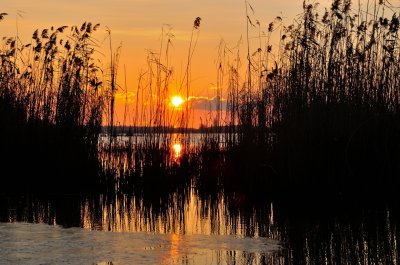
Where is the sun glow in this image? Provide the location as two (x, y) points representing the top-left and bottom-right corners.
(172, 143), (182, 159)
(171, 96), (184, 108)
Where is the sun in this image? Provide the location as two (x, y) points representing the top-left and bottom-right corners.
(171, 96), (184, 108)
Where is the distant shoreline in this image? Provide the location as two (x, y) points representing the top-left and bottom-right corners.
(101, 125), (235, 134)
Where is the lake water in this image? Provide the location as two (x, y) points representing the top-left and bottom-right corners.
(0, 191), (398, 264)
(0, 192), (284, 265)
(1, 133), (399, 264)
(0, 223), (280, 264)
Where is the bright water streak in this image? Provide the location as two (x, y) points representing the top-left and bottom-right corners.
(0, 222), (281, 265)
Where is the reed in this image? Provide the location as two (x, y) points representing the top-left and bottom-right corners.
(99, 19), (207, 195)
(0, 19), (107, 192)
(220, 0), (400, 198)
(100, 1), (400, 199)
(3, 1), (400, 199)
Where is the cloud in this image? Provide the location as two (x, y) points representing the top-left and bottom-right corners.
(114, 92), (136, 104)
(208, 85), (220, 91)
(189, 96), (227, 111)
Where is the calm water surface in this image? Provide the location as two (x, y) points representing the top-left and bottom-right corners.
(1, 134), (399, 264)
(0, 191), (399, 264)
(0, 191), (284, 264)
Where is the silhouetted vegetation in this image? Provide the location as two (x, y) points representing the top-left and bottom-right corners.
(2, 1), (400, 201)
(2, 3), (400, 262)
(217, 0), (400, 199)
(0, 18), (105, 192)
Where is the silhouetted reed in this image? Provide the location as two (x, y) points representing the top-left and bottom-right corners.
(98, 20), (207, 196)
(0, 18), (106, 192)
(218, 0), (400, 199)
(3, 1), (400, 200)
(95, 0), (400, 203)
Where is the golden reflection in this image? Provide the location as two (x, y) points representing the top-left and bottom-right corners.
(172, 143), (182, 159)
(170, 233), (180, 261)
(79, 190), (280, 242)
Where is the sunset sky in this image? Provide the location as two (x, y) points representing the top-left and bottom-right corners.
(2, 0), (338, 127)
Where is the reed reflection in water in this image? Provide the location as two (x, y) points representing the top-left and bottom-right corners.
(1, 192), (400, 264)
(81, 190), (284, 264)
(81, 190), (279, 238)
(0, 191), (284, 265)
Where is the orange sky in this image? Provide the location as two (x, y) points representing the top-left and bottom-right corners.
(2, 0), (345, 127)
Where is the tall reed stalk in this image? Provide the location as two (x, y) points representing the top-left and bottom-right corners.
(0, 18), (109, 192)
(219, 0), (400, 197)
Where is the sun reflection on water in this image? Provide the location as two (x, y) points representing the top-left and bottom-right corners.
(172, 143), (182, 159)
(3, 191), (399, 264)
(169, 233), (181, 262)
